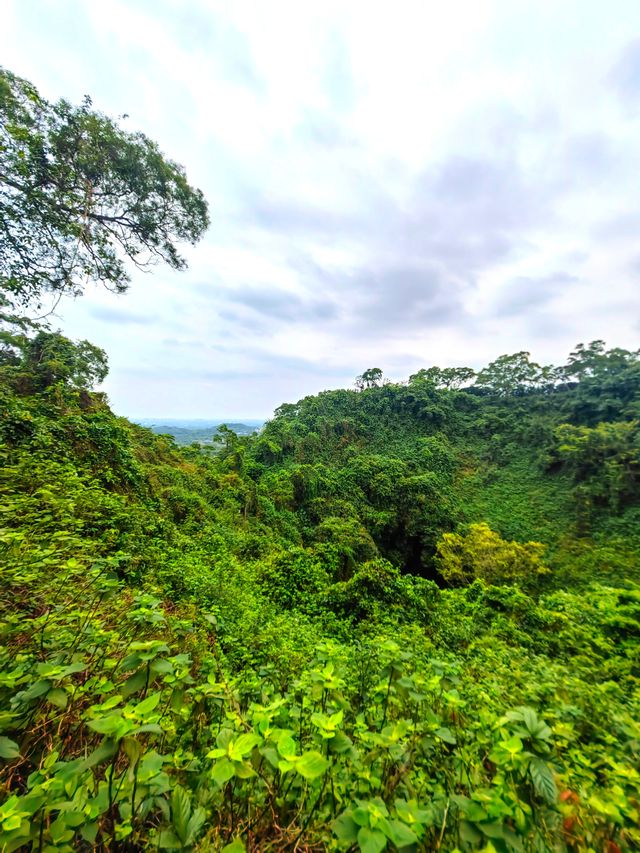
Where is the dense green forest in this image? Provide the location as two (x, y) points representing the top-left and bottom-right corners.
(1, 67), (639, 852)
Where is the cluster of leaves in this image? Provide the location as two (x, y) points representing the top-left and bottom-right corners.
(0, 66), (209, 308)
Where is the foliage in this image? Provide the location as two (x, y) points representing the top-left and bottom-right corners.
(0, 67), (209, 307)
(0, 337), (639, 850)
(553, 420), (640, 513)
(435, 522), (550, 588)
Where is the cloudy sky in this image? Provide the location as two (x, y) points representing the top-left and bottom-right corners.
(2, 1), (640, 418)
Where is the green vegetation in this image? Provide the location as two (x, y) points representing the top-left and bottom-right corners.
(1, 68), (639, 852)
(141, 423), (264, 448)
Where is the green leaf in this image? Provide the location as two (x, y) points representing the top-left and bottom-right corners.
(80, 739), (117, 770)
(295, 750), (329, 780)
(530, 756), (557, 804)
(260, 746), (280, 769)
(234, 761), (257, 779)
(357, 826), (387, 853)
(171, 786), (191, 845)
(121, 667), (148, 697)
(87, 715), (124, 736)
(329, 732), (353, 754)
(0, 737), (20, 759)
(388, 819), (418, 847)
(20, 679), (51, 702)
(134, 692), (161, 716)
(157, 828), (182, 849)
(277, 733), (297, 759)
(229, 732), (261, 760)
(211, 758), (236, 786)
(333, 812), (359, 843)
(151, 658), (174, 675)
(185, 806), (206, 846)
(221, 840), (246, 853)
(80, 822), (99, 843)
(46, 687), (68, 709)
(435, 727), (456, 745)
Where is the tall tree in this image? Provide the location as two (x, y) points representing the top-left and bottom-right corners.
(0, 67), (209, 309)
(475, 351), (550, 396)
(355, 368), (383, 390)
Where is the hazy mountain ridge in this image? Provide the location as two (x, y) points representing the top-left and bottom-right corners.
(135, 419), (265, 445)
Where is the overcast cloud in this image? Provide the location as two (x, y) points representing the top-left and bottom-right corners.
(2, 0), (639, 418)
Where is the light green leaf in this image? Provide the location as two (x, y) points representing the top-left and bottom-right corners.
(134, 692), (161, 716)
(388, 819), (418, 847)
(229, 732), (261, 760)
(357, 826), (387, 853)
(295, 750), (329, 780)
(435, 727), (456, 745)
(46, 687), (68, 709)
(211, 758), (235, 786)
(0, 737), (20, 759)
(222, 839), (246, 853)
(277, 733), (297, 759)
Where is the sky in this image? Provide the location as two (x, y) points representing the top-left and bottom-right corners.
(2, 0), (640, 419)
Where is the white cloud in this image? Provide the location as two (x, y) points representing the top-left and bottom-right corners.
(2, 0), (640, 417)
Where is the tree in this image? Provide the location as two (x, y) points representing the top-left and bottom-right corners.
(553, 420), (640, 511)
(0, 328), (107, 391)
(355, 368), (383, 390)
(435, 522), (550, 588)
(562, 340), (607, 380)
(0, 67), (209, 309)
(409, 366), (476, 390)
(561, 341), (640, 423)
(474, 352), (552, 397)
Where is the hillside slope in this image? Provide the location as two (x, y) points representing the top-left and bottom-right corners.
(0, 335), (639, 851)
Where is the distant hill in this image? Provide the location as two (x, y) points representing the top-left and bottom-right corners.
(136, 418), (264, 445)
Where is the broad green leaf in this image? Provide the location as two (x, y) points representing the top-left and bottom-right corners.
(87, 715), (125, 736)
(530, 756), (557, 804)
(157, 828), (182, 849)
(0, 737), (20, 759)
(329, 732), (353, 754)
(20, 679), (51, 702)
(333, 812), (359, 843)
(80, 739), (117, 770)
(357, 826), (387, 853)
(121, 668), (148, 697)
(435, 727), (456, 745)
(352, 807), (370, 827)
(228, 732), (261, 760)
(277, 733), (297, 759)
(388, 819), (418, 847)
(211, 758), (235, 786)
(185, 807), (206, 846)
(260, 746), (280, 769)
(295, 750), (329, 780)
(134, 692), (161, 716)
(221, 840), (246, 853)
(80, 822), (99, 843)
(171, 786), (191, 845)
(234, 761), (257, 779)
(46, 687), (68, 709)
